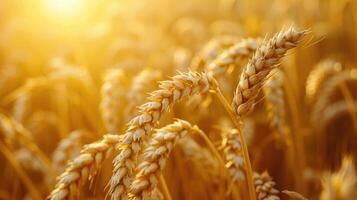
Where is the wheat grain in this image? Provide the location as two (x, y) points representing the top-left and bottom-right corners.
(48, 134), (122, 200)
(282, 190), (308, 200)
(108, 71), (211, 199)
(232, 27), (306, 117)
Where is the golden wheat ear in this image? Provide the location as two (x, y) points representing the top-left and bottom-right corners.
(48, 134), (123, 200)
(254, 171), (281, 200)
(232, 27), (307, 117)
(108, 72), (213, 199)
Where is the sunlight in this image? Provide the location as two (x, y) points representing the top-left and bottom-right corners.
(44, 0), (85, 18)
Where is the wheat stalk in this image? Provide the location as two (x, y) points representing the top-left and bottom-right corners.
(48, 134), (122, 200)
(305, 59), (342, 104)
(129, 119), (200, 199)
(0, 114), (53, 172)
(0, 141), (43, 200)
(108, 71), (211, 199)
(254, 171), (280, 200)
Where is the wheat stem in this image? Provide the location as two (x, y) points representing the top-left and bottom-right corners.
(194, 126), (226, 168)
(210, 83), (257, 200)
(284, 79), (306, 193)
(338, 82), (357, 133)
(0, 142), (42, 200)
(159, 174), (172, 200)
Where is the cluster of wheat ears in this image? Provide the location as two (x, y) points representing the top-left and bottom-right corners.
(1, 1), (357, 200)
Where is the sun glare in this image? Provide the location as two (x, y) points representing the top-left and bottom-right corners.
(44, 0), (85, 18)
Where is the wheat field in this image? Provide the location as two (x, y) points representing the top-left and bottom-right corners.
(0, 0), (357, 199)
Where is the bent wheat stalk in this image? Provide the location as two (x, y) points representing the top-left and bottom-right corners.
(108, 72), (211, 199)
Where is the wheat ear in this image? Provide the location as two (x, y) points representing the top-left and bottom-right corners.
(207, 38), (259, 76)
(305, 59), (342, 104)
(190, 35), (240, 70)
(52, 130), (89, 173)
(311, 69), (357, 124)
(0, 114), (53, 172)
(263, 69), (288, 136)
(100, 69), (128, 133)
(319, 100), (357, 131)
(125, 69), (162, 120)
(320, 156), (357, 200)
(232, 27), (306, 116)
(108, 72), (211, 199)
(0, 141), (42, 200)
(48, 134), (122, 200)
(129, 120), (200, 199)
(221, 128), (245, 183)
(254, 171), (280, 200)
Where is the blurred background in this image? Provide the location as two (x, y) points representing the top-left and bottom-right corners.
(0, 0), (357, 199)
